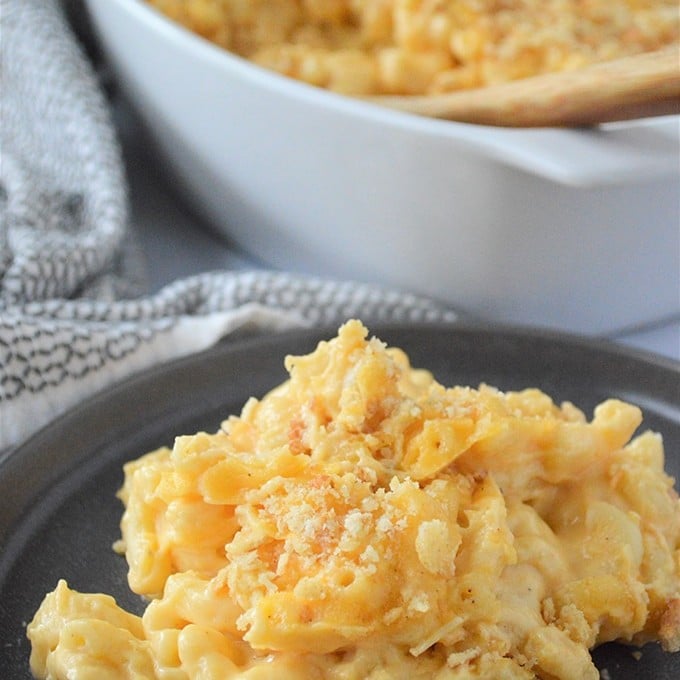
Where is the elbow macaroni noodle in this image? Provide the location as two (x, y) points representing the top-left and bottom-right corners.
(28, 320), (680, 679)
(145, 0), (679, 94)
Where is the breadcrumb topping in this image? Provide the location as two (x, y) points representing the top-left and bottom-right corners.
(27, 320), (680, 680)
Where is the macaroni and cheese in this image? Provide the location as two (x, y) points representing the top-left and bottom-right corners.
(145, 0), (680, 94)
(28, 320), (680, 678)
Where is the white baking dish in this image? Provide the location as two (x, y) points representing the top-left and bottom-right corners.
(84, 0), (680, 334)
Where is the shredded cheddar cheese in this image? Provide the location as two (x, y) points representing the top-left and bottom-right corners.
(28, 320), (680, 679)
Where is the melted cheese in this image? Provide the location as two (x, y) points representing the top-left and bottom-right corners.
(28, 320), (680, 679)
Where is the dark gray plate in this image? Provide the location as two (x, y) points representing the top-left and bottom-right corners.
(1, 323), (679, 678)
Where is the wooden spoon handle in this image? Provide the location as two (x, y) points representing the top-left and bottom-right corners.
(368, 46), (680, 127)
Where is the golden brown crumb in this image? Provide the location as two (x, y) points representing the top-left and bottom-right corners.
(659, 598), (680, 652)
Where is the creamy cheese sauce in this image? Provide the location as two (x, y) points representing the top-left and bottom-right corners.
(28, 320), (680, 679)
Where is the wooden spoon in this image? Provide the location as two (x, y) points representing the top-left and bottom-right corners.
(367, 46), (680, 127)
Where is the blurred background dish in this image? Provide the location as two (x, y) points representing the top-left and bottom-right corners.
(82, 0), (680, 334)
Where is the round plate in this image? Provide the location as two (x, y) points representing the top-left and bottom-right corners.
(1, 323), (678, 678)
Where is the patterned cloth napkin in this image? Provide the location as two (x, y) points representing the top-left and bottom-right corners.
(0, 0), (458, 453)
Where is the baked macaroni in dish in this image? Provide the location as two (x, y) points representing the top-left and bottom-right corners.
(145, 0), (679, 94)
(28, 320), (680, 679)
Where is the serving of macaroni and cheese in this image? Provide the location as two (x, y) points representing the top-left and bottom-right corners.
(145, 0), (679, 94)
(28, 320), (679, 679)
